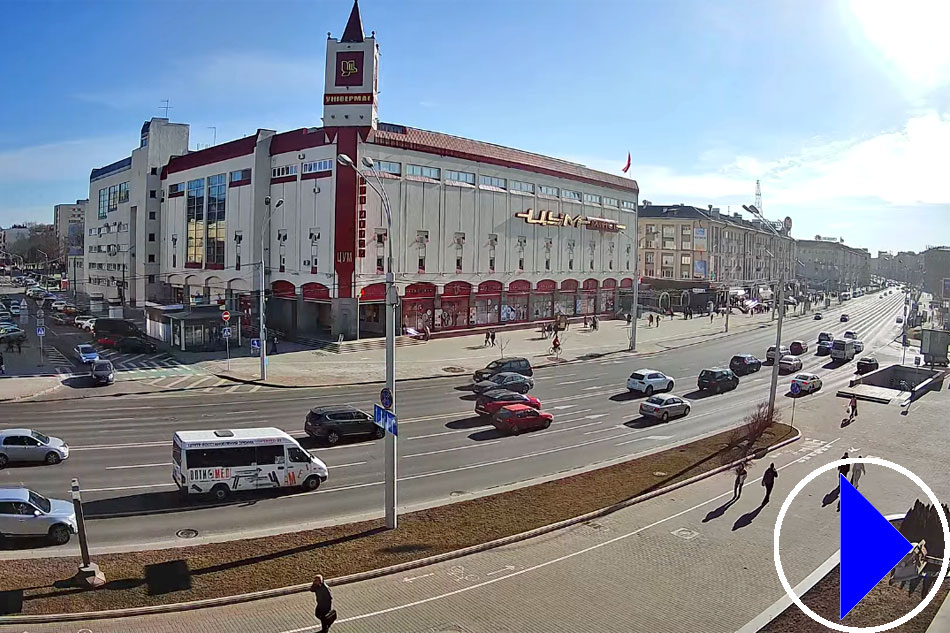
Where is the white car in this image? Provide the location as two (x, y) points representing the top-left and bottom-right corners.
(83, 318), (98, 332)
(779, 355), (803, 373)
(50, 300), (67, 312)
(8, 304), (20, 315)
(73, 315), (94, 328)
(853, 340), (865, 353)
(791, 373), (822, 394)
(626, 369), (674, 395)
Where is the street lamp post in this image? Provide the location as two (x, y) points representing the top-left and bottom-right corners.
(259, 198), (284, 381)
(338, 153), (398, 530)
(618, 223), (639, 351)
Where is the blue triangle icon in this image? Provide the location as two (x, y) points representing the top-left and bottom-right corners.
(840, 474), (913, 619)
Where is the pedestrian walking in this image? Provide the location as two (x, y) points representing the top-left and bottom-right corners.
(762, 463), (778, 504)
(309, 575), (337, 633)
(16, 341), (21, 354)
(848, 395), (858, 421)
(485, 332), (491, 347)
(591, 315), (598, 330)
(270, 334), (279, 354)
(648, 314), (654, 327)
(733, 461), (748, 499)
(850, 457), (866, 489)
(0, 352), (4, 375)
(838, 452), (851, 481)
(710, 311), (714, 323)
(583, 315), (588, 328)
(490, 330), (496, 347)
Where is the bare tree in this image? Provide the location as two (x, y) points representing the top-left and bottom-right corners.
(723, 401), (781, 464)
(497, 335), (509, 359)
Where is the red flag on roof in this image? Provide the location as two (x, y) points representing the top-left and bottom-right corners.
(621, 152), (631, 173)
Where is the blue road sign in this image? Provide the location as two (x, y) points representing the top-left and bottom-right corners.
(250, 338), (261, 349)
(221, 327), (232, 339)
(790, 382), (801, 395)
(380, 387), (393, 409)
(839, 474), (913, 619)
(36, 326), (45, 337)
(373, 404), (398, 436)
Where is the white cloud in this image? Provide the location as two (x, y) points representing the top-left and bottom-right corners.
(0, 135), (131, 184)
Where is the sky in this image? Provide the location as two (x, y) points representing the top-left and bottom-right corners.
(0, 0), (948, 254)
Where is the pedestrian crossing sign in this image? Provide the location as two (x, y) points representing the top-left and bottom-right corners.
(373, 404), (398, 436)
(221, 327), (232, 338)
(251, 338), (261, 350)
(36, 326), (45, 337)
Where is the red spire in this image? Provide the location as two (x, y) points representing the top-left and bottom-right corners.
(341, 0), (365, 43)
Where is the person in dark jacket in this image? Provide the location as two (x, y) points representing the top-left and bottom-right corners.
(310, 574), (336, 633)
(761, 463), (778, 504)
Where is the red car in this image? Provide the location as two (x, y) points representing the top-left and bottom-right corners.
(492, 404), (553, 435)
(475, 389), (541, 417)
(96, 336), (117, 348)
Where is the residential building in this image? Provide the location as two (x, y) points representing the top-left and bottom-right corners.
(0, 225), (30, 252)
(53, 200), (87, 283)
(86, 118), (189, 311)
(796, 236), (870, 292)
(158, 1), (638, 342)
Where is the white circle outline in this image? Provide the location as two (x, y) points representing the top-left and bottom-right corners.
(773, 457), (950, 633)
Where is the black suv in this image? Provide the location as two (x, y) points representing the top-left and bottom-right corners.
(729, 354), (762, 376)
(697, 368), (739, 393)
(116, 337), (157, 353)
(305, 405), (384, 445)
(473, 357), (533, 381)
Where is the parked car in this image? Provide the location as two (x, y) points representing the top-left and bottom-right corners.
(116, 337), (157, 353)
(789, 340), (809, 355)
(729, 354), (762, 376)
(475, 389), (541, 417)
(8, 304), (20, 315)
(0, 429), (69, 467)
(0, 328), (26, 343)
(0, 488), (77, 544)
(897, 316), (903, 324)
(491, 404), (553, 435)
(473, 357), (533, 382)
(50, 314), (70, 326)
(697, 368), (739, 393)
(813, 312), (823, 320)
(790, 373), (822, 394)
(50, 301), (67, 312)
(853, 340), (865, 353)
(82, 318), (98, 332)
(73, 315), (95, 328)
(639, 394), (690, 422)
(74, 344), (98, 364)
(472, 371), (535, 394)
(304, 405), (384, 445)
(89, 360), (115, 385)
(766, 345), (791, 362)
(779, 355), (803, 373)
(95, 336), (117, 348)
(62, 305), (78, 316)
(857, 357), (879, 374)
(840, 314), (850, 322)
(626, 369), (674, 395)
(844, 330), (857, 340)
(92, 318), (143, 339)
(817, 341), (833, 356)
(818, 332), (834, 344)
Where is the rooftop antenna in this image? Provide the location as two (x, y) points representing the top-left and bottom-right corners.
(160, 99), (173, 117)
(208, 126), (217, 146)
(755, 179), (763, 213)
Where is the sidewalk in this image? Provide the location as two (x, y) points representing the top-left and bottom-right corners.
(10, 380), (946, 633)
(208, 309), (804, 387)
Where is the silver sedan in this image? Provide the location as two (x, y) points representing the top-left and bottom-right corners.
(0, 429), (70, 467)
(639, 394), (691, 422)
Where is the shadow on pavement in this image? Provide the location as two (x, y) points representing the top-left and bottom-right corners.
(468, 428), (504, 441)
(623, 416), (667, 429)
(457, 393), (478, 401)
(60, 375), (98, 389)
(732, 503), (765, 530)
(702, 498), (736, 523)
(446, 416), (488, 430)
(609, 391), (641, 402)
(821, 485), (840, 507)
(453, 385), (474, 392)
(0, 535), (60, 552)
(681, 389), (720, 401)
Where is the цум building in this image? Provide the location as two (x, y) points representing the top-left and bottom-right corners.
(158, 0), (639, 341)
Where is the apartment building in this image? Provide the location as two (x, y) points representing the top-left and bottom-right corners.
(796, 237), (870, 292)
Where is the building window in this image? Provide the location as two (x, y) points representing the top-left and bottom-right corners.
(590, 258), (595, 269)
(271, 164), (298, 178)
(302, 159), (333, 174)
(622, 200), (637, 210)
(681, 254), (691, 265)
(545, 255), (550, 271)
(518, 256), (525, 271)
(584, 193), (602, 205)
(376, 160), (401, 175)
(479, 175), (506, 189)
(376, 256), (384, 273)
(569, 257), (574, 270)
(98, 188), (107, 219)
(562, 189), (581, 201)
(148, 254), (155, 263)
(603, 197), (619, 207)
(510, 180), (534, 194)
(149, 211), (156, 220)
(150, 167), (158, 175)
(489, 255), (495, 272)
(206, 174), (227, 267)
(186, 178), (205, 265)
(418, 255), (425, 273)
(149, 190), (157, 199)
(147, 233), (155, 242)
(169, 182), (184, 195)
(407, 164), (441, 179)
(539, 185), (559, 197)
(118, 182), (129, 204)
(148, 274), (156, 283)
(445, 169), (475, 184)
(229, 169), (251, 183)
(456, 255), (463, 272)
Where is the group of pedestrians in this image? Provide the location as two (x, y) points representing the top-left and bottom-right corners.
(483, 330), (497, 347)
(731, 460), (779, 505)
(647, 313), (663, 327)
(582, 315), (599, 330)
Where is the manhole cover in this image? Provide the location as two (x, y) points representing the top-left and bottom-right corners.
(176, 529), (199, 539)
(671, 527), (699, 541)
(442, 366), (466, 374)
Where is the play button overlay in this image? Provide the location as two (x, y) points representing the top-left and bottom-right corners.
(774, 457), (950, 632)
(839, 474), (913, 619)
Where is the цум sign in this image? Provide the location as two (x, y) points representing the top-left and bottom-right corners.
(515, 209), (625, 232)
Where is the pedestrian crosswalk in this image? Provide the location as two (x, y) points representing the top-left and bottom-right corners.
(43, 347), (73, 375)
(140, 374), (267, 396)
(94, 348), (204, 380)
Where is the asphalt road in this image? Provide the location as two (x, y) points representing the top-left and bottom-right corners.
(0, 292), (905, 555)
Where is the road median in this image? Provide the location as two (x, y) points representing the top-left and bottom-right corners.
(0, 422), (797, 622)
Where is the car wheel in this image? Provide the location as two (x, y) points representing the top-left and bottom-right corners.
(645, 385), (654, 396)
(48, 524), (71, 545)
(45, 451), (61, 465)
(510, 425), (521, 436)
(373, 426), (385, 440)
(661, 412), (670, 422)
(542, 419), (551, 429)
(683, 406), (691, 416)
(210, 484), (230, 501)
(302, 476), (321, 492)
(667, 381), (674, 392)
(326, 431), (340, 445)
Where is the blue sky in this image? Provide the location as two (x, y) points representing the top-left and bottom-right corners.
(1, 0), (947, 253)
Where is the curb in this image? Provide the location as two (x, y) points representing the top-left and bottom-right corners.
(0, 428), (801, 625)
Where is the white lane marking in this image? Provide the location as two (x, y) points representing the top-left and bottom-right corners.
(71, 440), (169, 452)
(329, 461), (368, 469)
(105, 462), (171, 470)
(551, 405), (577, 410)
(583, 386), (603, 391)
(614, 436), (649, 447)
(405, 441), (502, 458)
(402, 573), (435, 583)
(186, 376), (214, 389)
(556, 378), (599, 386)
(163, 375), (193, 389)
(314, 437), (842, 630)
(249, 385), (263, 393)
(226, 384), (242, 393)
(535, 373), (576, 381)
(84, 483), (176, 493)
(584, 413), (609, 420)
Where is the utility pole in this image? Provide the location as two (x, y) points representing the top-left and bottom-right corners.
(259, 198), (284, 381)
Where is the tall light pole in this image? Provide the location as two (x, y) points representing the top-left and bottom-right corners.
(259, 197), (283, 380)
(338, 152), (398, 530)
(619, 223), (639, 351)
(744, 204), (785, 419)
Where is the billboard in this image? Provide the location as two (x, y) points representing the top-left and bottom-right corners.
(67, 221), (84, 256)
(693, 260), (708, 279)
(694, 227), (707, 252)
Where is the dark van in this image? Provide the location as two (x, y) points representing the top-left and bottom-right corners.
(93, 318), (142, 338)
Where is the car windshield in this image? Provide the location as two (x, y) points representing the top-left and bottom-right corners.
(30, 430), (50, 444)
(94, 361), (112, 371)
(699, 371), (715, 379)
(645, 396), (666, 405)
(794, 374), (811, 380)
(486, 360), (503, 369)
(77, 345), (93, 354)
(28, 490), (51, 513)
